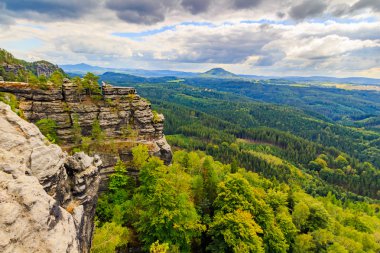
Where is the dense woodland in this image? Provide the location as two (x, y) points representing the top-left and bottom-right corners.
(92, 73), (380, 252)
(93, 146), (380, 252)
(99, 76), (380, 200)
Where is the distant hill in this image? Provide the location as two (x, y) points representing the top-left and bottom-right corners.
(100, 72), (147, 83)
(60, 63), (197, 78)
(60, 63), (106, 74)
(61, 62), (380, 85)
(282, 76), (380, 86)
(100, 71), (178, 84)
(200, 68), (238, 78)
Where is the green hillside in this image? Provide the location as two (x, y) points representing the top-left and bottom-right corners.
(0, 48), (65, 83)
(200, 68), (238, 78)
(94, 71), (380, 252)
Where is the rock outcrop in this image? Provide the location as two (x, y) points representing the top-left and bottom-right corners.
(0, 81), (172, 187)
(32, 60), (62, 77)
(0, 102), (101, 253)
(1, 48), (62, 79)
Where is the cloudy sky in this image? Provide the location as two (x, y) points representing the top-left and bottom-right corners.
(0, 0), (380, 77)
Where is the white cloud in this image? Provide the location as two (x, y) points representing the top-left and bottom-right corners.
(0, 0), (379, 77)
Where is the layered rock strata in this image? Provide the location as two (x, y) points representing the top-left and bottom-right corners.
(0, 81), (172, 186)
(0, 102), (101, 253)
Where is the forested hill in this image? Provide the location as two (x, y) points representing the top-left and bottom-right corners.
(200, 68), (238, 78)
(90, 72), (380, 251)
(101, 73), (380, 161)
(100, 72), (380, 129)
(93, 71), (380, 252)
(100, 73), (380, 201)
(0, 48), (65, 82)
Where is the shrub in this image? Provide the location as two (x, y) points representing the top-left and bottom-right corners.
(49, 70), (64, 88)
(91, 119), (105, 142)
(152, 110), (161, 123)
(91, 222), (129, 253)
(0, 92), (22, 116)
(81, 137), (92, 153)
(36, 118), (58, 143)
(150, 241), (169, 253)
(72, 114), (82, 145)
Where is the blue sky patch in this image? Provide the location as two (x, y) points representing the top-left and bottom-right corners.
(113, 21), (215, 40)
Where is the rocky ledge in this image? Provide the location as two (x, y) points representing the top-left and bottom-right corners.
(0, 81), (172, 188)
(0, 102), (101, 253)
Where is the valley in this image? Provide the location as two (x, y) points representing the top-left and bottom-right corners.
(1, 49), (380, 253)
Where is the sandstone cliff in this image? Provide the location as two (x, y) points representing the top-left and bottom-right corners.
(0, 81), (172, 187)
(0, 102), (101, 253)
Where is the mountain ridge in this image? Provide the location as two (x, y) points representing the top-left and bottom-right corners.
(61, 62), (380, 85)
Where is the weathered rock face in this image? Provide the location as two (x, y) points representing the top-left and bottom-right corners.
(0, 102), (101, 253)
(0, 81), (172, 187)
(33, 61), (61, 77)
(1, 61), (61, 79)
(1, 62), (25, 75)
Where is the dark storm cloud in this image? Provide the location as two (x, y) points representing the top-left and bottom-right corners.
(289, 0), (328, 19)
(181, 0), (211, 14)
(232, 0), (262, 9)
(105, 0), (284, 25)
(104, 0), (380, 25)
(0, 0), (378, 27)
(1, 0), (99, 20)
(106, 0), (212, 24)
(105, 0), (177, 25)
(0, 2), (13, 26)
(351, 0), (380, 12)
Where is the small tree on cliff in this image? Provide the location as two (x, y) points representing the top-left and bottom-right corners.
(72, 76), (84, 102)
(27, 72), (39, 87)
(36, 118), (58, 143)
(49, 70), (64, 88)
(108, 160), (130, 191)
(91, 119), (105, 142)
(72, 113), (82, 145)
(132, 144), (150, 169)
(82, 72), (100, 95)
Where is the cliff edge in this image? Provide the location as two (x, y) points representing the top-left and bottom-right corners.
(0, 102), (101, 253)
(0, 81), (172, 188)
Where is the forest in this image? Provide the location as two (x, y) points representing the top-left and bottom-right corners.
(99, 75), (380, 199)
(2, 66), (380, 252)
(90, 73), (380, 252)
(92, 146), (380, 252)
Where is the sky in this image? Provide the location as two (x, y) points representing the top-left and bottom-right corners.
(0, 0), (379, 78)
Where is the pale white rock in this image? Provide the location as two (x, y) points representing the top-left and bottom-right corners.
(0, 102), (101, 253)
